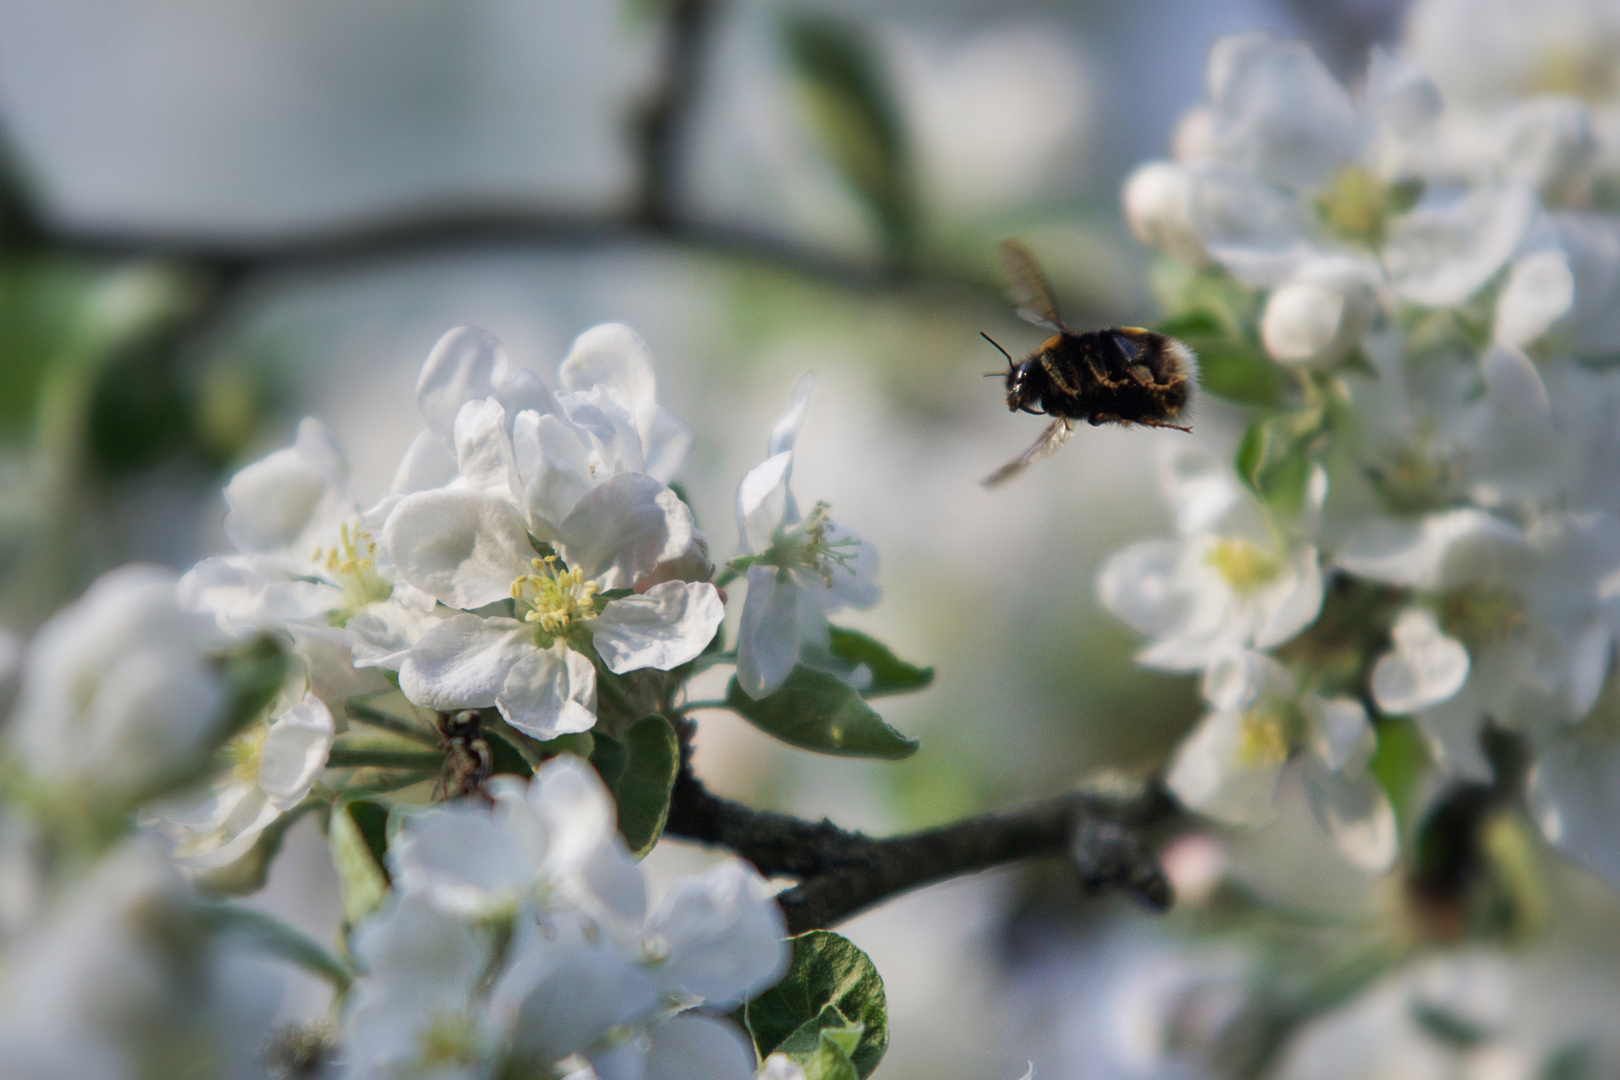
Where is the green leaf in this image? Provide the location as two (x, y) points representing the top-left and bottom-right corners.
(197, 903), (353, 990)
(827, 626), (933, 698)
(1157, 311), (1286, 408)
(783, 1020), (865, 1080)
(1233, 410), (1324, 515)
(330, 795), (392, 926)
(589, 716), (679, 857)
(726, 667), (918, 760)
(484, 726), (534, 778)
(781, 13), (913, 260)
(743, 930), (890, 1078)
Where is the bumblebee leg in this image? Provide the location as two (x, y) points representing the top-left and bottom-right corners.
(1140, 418), (1194, 433)
(1127, 364), (1155, 387)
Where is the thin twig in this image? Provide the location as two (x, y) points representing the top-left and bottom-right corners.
(633, 0), (723, 226)
(664, 763), (1177, 934)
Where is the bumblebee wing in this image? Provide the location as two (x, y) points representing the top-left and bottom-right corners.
(982, 418), (1074, 488)
(998, 239), (1066, 331)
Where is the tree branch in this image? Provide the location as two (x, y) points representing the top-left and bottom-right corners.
(665, 763), (1177, 935)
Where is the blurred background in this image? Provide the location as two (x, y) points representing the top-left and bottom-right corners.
(12, 2), (1595, 1079)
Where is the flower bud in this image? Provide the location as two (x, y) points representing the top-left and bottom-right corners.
(1260, 266), (1375, 367)
(1122, 161), (1206, 264)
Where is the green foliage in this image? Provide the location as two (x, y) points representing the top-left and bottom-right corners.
(781, 12), (913, 260)
(726, 666), (918, 759)
(330, 795), (392, 927)
(743, 930), (889, 1078)
(826, 625), (933, 697)
(1156, 310), (1286, 408)
(1234, 406), (1328, 516)
(194, 801), (317, 898)
(588, 715), (679, 856)
(1368, 718), (1429, 830)
(779, 1017), (865, 1080)
(196, 902), (353, 990)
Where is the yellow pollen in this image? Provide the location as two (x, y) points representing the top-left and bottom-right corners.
(1238, 706), (1291, 766)
(313, 521), (393, 622)
(1205, 539), (1281, 594)
(511, 558), (600, 640)
(1315, 165), (1389, 245)
(416, 1011), (480, 1067)
(222, 724), (270, 784)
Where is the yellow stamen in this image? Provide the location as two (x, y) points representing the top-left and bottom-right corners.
(1205, 539), (1281, 594)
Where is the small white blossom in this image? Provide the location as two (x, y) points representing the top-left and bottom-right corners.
(1097, 449), (1324, 672)
(734, 376), (879, 699)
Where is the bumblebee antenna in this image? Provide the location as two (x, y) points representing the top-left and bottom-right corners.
(980, 332), (1015, 376)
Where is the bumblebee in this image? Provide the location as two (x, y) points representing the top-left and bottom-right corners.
(982, 239), (1198, 487)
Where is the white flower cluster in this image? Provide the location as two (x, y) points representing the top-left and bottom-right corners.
(343, 756), (786, 1080)
(1108, 16), (1620, 882)
(156, 320), (877, 871)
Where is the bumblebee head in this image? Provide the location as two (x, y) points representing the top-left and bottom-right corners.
(981, 332), (1042, 414)
(1005, 360), (1042, 413)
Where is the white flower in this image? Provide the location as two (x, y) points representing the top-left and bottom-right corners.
(1097, 449), (1324, 672)
(1165, 651), (1396, 870)
(1369, 608), (1471, 715)
(387, 472), (723, 740)
(734, 376), (879, 699)
(150, 692), (335, 870)
(1122, 160), (1207, 265)
(1258, 256), (1378, 367)
(587, 1013), (757, 1080)
(9, 565), (230, 801)
(389, 756), (646, 933)
(343, 890), (501, 1080)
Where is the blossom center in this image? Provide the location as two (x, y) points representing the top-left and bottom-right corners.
(312, 521), (392, 621)
(1238, 705), (1292, 766)
(1205, 539), (1281, 594)
(1314, 166), (1419, 247)
(512, 556), (600, 642)
(764, 501), (859, 586)
(1438, 586), (1524, 646)
(1531, 45), (1617, 101)
(221, 723), (270, 785)
(416, 1010), (482, 1067)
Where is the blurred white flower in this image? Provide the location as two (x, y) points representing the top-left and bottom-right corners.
(151, 691), (334, 869)
(1097, 449), (1324, 672)
(1166, 651), (1396, 870)
(10, 565), (230, 801)
(1369, 608), (1471, 715)
(734, 376), (879, 699)
(1259, 257), (1378, 367)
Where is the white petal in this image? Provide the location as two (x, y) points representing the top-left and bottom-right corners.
(1096, 540), (1193, 638)
(1370, 608), (1470, 715)
(1528, 736), (1620, 891)
(529, 757), (647, 928)
(1495, 250), (1575, 348)
(1200, 650), (1291, 713)
(1190, 161), (1313, 286)
(389, 804), (537, 914)
(1302, 694), (1374, 774)
(415, 325), (553, 451)
(388, 429), (457, 496)
(736, 451), (794, 555)
(556, 473), (701, 590)
(1481, 342), (1551, 419)
(767, 374), (815, 458)
(1205, 32), (1359, 191)
(516, 411), (595, 531)
(1363, 47), (1440, 141)
(736, 566), (800, 699)
(221, 444), (340, 556)
(592, 582), (725, 675)
(452, 397), (521, 500)
(1160, 448), (1244, 535)
(648, 861), (788, 1006)
(1384, 184), (1536, 307)
(498, 642), (598, 740)
(1301, 761), (1397, 872)
(558, 323), (660, 454)
(1251, 546), (1324, 650)
(639, 1014), (756, 1080)
(346, 583), (441, 670)
(257, 693), (335, 810)
(1122, 160), (1206, 263)
(1165, 708), (1286, 826)
(384, 489), (534, 609)
(287, 623), (391, 712)
(399, 615), (530, 712)
(644, 406), (696, 483)
(1336, 509), (1530, 590)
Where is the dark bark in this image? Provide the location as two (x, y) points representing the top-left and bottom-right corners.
(666, 763), (1176, 934)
